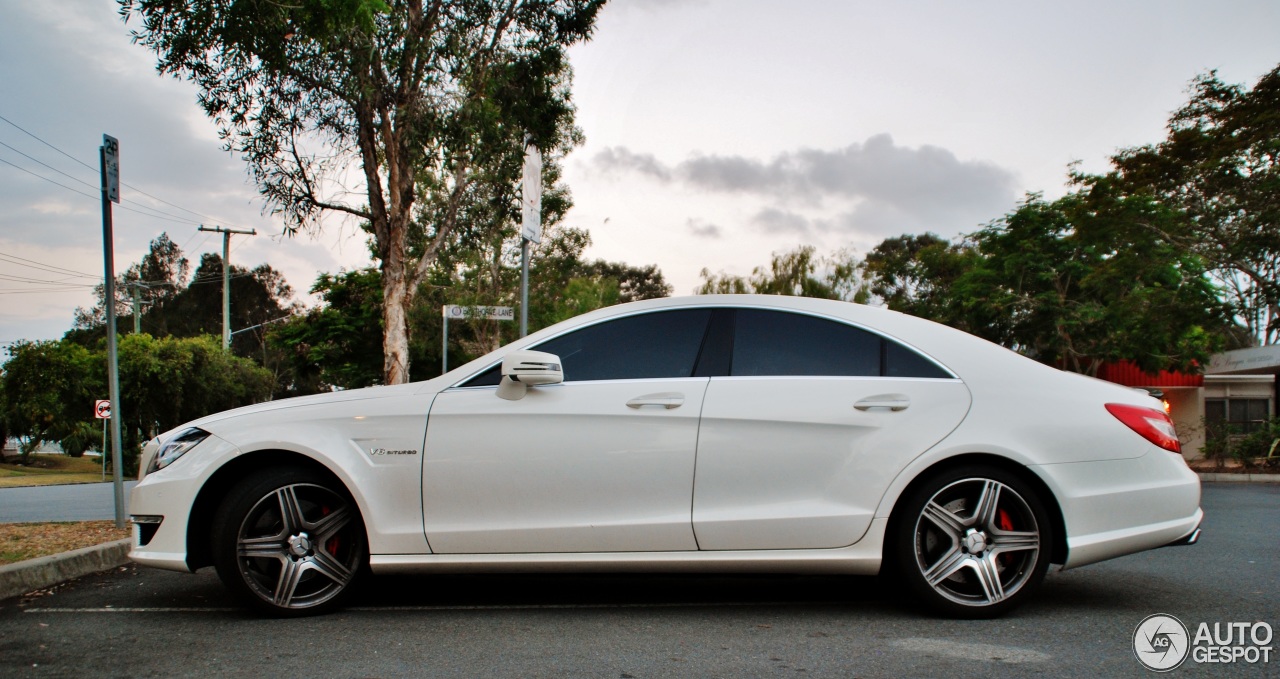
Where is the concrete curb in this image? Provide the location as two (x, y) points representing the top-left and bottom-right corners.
(1198, 472), (1280, 483)
(0, 539), (132, 601)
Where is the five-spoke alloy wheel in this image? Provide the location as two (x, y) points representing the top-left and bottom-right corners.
(213, 467), (367, 617)
(892, 466), (1053, 618)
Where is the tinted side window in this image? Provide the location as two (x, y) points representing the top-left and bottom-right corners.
(729, 309), (951, 378)
(885, 340), (950, 379)
(544, 309), (711, 381)
(731, 309), (879, 376)
(462, 309), (712, 385)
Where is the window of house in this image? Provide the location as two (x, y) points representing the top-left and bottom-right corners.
(1205, 398), (1272, 435)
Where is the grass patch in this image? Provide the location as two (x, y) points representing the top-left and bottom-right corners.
(0, 521), (131, 566)
(0, 453), (113, 488)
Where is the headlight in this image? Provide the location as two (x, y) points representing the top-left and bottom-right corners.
(149, 428), (210, 474)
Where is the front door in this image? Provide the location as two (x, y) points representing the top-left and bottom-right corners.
(424, 308), (715, 554)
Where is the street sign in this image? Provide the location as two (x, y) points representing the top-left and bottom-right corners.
(102, 135), (120, 204)
(520, 142), (542, 244)
(443, 305), (515, 321)
(95, 400), (111, 419)
(441, 305), (515, 373)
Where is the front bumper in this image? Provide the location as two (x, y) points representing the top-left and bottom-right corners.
(128, 433), (240, 573)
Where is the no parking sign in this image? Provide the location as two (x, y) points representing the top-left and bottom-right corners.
(95, 400), (111, 419)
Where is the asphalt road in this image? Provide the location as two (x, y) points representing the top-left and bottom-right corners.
(0, 483), (1276, 678)
(0, 480), (138, 523)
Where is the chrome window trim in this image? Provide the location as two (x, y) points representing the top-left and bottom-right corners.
(447, 303), (959, 388)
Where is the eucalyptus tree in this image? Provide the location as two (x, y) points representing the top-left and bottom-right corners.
(122, 0), (606, 383)
(697, 245), (866, 302)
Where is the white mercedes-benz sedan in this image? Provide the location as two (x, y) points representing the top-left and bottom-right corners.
(128, 295), (1202, 617)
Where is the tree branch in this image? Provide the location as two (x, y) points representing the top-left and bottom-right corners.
(288, 134), (373, 221)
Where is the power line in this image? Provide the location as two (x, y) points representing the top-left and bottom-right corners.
(0, 140), (98, 191)
(0, 113), (96, 173)
(0, 156), (98, 201)
(0, 252), (99, 279)
(0, 113), (264, 232)
(0, 287), (95, 294)
(116, 201), (204, 227)
(0, 155), (206, 227)
(0, 272), (97, 286)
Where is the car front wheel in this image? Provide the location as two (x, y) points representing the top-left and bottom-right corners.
(892, 466), (1052, 618)
(212, 467), (366, 617)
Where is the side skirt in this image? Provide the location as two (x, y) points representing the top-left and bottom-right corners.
(372, 518), (887, 576)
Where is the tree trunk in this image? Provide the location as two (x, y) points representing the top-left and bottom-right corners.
(380, 209), (412, 385)
(382, 262), (411, 385)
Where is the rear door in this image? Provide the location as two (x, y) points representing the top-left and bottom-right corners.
(692, 308), (972, 550)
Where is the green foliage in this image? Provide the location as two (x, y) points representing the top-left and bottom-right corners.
(269, 224), (672, 391)
(122, 0), (607, 384)
(549, 276), (621, 325)
(69, 235), (298, 361)
(862, 233), (980, 323)
(1110, 66), (1280, 345)
(1, 335), (272, 474)
(697, 246), (867, 302)
(958, 188), (1230, 375)
(0, 341), (102, 463)
(118, 334), (274, 441)
(1201, 417), (1280, 469)
(269, 269), (386, 392)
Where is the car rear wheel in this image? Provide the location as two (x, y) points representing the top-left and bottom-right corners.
(892, 466), (1052, 618)
(212, 467), (366, 617)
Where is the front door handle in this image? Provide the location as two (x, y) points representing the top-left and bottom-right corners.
(626, 392), (685, 409)
(854, 394), (911, 412)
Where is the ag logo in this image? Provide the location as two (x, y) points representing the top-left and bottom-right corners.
(1134, 613), (1190, 672)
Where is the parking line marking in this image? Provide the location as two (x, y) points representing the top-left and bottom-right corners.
(24, 600), (830, 614)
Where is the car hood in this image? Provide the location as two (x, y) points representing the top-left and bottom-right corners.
(153, 375), (453, 444)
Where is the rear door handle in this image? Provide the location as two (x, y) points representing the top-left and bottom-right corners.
(854, 395), (911, 412)
(626, 392), (685, 409)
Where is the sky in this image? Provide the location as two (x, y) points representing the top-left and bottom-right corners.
(1, 0), (1278, 348)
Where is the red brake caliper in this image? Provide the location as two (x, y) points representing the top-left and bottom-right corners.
(321, 506), (340, 555)
(997, 508), (1014, 566)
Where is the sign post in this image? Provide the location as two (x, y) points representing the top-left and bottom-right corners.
(520, 137), (542, 338)
(99, 135), (126, 528)
(95, 400), (110, 481)
(441, 305), (515, 373)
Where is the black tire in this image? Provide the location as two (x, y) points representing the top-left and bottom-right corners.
(890, 465), (1052, 619)
(212, 466), (367, 617)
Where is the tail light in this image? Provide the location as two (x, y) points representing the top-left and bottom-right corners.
(1106, 403), (1181, 453)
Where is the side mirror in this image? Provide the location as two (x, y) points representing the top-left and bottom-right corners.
(496, 350), (563, 400)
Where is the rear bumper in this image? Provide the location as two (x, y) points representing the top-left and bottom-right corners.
(1163, 523), (1202, 547)
(1032, 449), (1202, 569)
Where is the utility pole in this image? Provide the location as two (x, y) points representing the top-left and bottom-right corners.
(131, 284), (141, 334)
(126, 281), (173, 334)
(197, 225), (256, 349)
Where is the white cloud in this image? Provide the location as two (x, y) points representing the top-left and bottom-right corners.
(686, 218), (722, 239)
(592, 135), (1018, 242)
